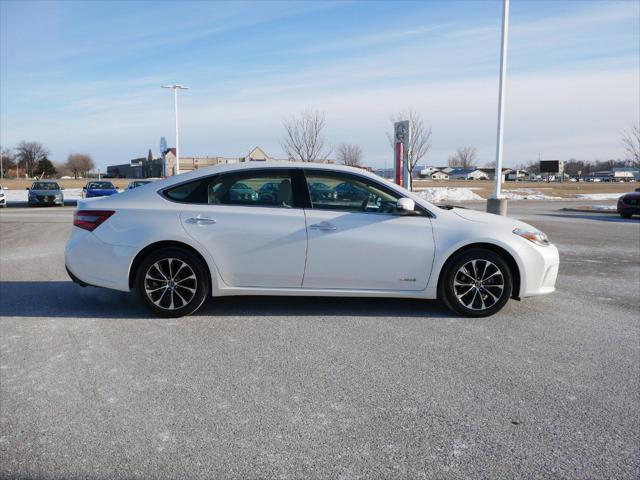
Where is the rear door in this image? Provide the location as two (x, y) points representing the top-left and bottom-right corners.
(301, 170), (435, 291)
(175, 168), (308, 288)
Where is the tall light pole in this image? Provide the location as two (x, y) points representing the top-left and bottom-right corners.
(487, 0), (510, 216)
(161, 84), (189, 175)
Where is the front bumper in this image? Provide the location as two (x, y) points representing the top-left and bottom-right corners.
(29, 195), (63, 206)
(518, 242), (560, 298)
(617, 202), (640, 215)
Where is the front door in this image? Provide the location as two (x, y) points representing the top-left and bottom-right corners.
(301, 170), (435, 291)
(178, 169), (307, 288)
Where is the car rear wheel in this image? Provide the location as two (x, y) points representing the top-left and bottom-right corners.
(135, 247), (209, 318)
(441, 249), (513, 317)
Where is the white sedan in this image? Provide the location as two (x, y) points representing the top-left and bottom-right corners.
(65, 163), (559, 318)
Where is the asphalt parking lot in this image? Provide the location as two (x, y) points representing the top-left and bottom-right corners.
(1, 202), (638, 479)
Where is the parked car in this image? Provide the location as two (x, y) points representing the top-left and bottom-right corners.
(0, 184), (5, 208)
(334, 181), (369, 201)
(82, 181), (119, 198)
(228, 182), (258, 202)
(617, 189), (640, 218)
(65, 163), (559, 318)
(27, 180), (64, 207)
(258, 182), (281, 203)
(309, 182), (337, 201)
(127, 180), (152, 190)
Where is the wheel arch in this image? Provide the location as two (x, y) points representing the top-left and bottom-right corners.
(436, 242), (521, 300)
(128, 240), (214, 291)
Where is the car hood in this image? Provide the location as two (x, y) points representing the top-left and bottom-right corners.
(452, 207), (533, 230)
(621, 192), (640, 200)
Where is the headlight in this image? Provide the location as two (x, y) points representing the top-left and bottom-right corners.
(513, 227), (551, 247)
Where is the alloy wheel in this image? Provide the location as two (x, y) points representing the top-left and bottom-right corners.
(453, 259), (505, 311)
(144, 258), (197, 310)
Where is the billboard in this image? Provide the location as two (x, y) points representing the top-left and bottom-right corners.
(539, 160), (562, 174)
(394, 120), (410, 187)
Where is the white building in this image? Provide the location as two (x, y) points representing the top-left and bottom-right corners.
(431, 171), (450, 180)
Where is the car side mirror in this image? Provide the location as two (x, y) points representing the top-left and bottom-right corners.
(396, 197), (416, 214)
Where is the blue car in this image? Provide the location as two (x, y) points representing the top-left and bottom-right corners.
(82, 181), (119, 198)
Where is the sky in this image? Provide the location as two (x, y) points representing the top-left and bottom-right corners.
(1, 0), (639, 170)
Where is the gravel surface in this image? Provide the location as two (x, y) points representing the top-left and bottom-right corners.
(1, 203), (638, 479)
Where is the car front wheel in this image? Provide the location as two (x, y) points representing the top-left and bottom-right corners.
(135, 247), (209, 318)
(441, 249), (513, 317)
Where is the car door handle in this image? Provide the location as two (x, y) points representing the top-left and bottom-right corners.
(185, 216), (217, 225)
(309, 222), (337, 231)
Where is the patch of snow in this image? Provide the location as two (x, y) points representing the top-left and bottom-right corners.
(575, 193), (623, 200)
(416, 187), (483, 203)
(590, 204), (617, 211)
(502, 189), (562, 200)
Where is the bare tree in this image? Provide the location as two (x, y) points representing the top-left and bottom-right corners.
(337, 143), (363, 167)
(54, 162), (73, 178)
(448, 146), (477, 168)
(280, 110), (331, 162)
(484, 160), (496, 168)
(386, 110), (432, 190)
(622, 124), (640, 167)
(66, 153), (95, 179)
(15, 141), (50, 178)
(1, 147), (16, 179)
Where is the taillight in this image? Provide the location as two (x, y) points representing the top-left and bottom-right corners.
(73, 210), (115, 231)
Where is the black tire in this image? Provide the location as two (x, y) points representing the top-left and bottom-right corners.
(620, 213), (632, 219)
(440, 248), (513, 317)
(135, 247), (209, 318)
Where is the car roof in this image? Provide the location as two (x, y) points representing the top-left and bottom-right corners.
(158, 161), (390, 188)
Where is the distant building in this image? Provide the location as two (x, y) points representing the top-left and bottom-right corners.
(108, 146), (296, 178)
(418, 166), (447, 178)
(477, 167), (512, 181)
(448, 168), (490, 180)
(506, 169), (528, 181)
(431, 171), (450, 180)
(106, 156), (164, 178)
(612, 167), (640, 181)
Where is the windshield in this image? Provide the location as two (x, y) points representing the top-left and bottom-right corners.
(32, 182), (60, 190)
(88, 182), (115, 190)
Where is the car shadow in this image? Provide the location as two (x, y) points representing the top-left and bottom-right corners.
(0, 281), (455, 319)
(545, 212), (639, 223)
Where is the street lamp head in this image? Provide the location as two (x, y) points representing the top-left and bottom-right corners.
(161, 84), (189, 90)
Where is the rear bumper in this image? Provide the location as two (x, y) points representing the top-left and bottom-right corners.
(65, 228), (134, 292)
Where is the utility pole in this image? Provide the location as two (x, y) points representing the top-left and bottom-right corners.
(487, 0), (510, 216)
(161, 84), (189, 175)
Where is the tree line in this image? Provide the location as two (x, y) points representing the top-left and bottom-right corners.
(2, 120), (638, 184)
(0, 141), (95, 179)
(281, 111), (639, 179)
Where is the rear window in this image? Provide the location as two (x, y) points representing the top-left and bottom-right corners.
(163, 180), (205, 203)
